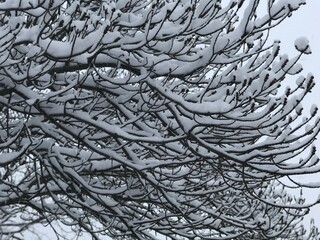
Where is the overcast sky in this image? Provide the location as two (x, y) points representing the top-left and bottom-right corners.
(270, 0), (320, 230)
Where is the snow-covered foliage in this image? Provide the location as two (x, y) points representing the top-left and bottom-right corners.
(0, 0), (319, 239)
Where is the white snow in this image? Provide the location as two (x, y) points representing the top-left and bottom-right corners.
(0, 0), (319, 239)
(294, 36), (312, 54)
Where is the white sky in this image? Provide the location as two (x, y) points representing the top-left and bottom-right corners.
(269, 0), (320, 231)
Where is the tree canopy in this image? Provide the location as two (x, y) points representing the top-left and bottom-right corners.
(0, 0), (319, 239)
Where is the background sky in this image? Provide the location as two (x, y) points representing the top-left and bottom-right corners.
(270, 0), (320, 231)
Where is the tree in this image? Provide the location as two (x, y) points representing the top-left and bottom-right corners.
(0, 0), (319, 239)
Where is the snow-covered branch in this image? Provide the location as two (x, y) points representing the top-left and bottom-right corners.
(0, 0), (319, 239)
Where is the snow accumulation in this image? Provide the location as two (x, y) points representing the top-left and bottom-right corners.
(294, 36), (312, 54)
(1, 0), (319, 239)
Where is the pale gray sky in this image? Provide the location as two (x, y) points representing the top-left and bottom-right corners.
(270, 0), (320, 231)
